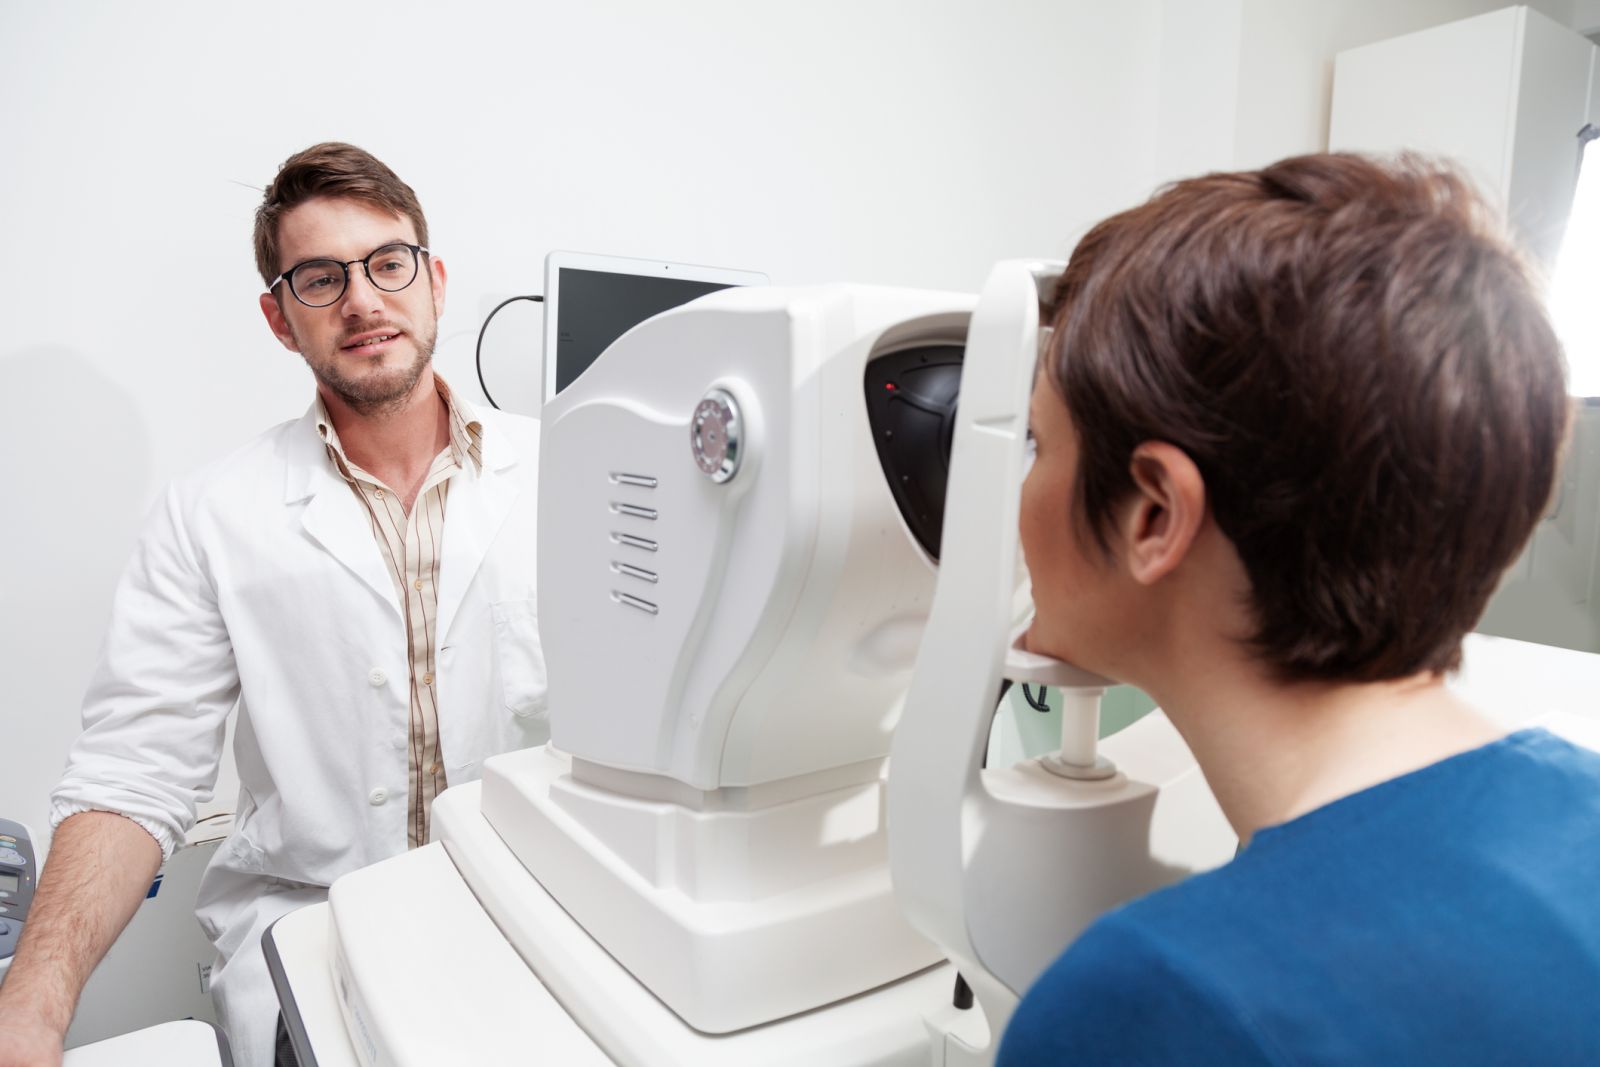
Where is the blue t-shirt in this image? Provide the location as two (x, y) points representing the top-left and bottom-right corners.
(998, 729), (1600, 1066)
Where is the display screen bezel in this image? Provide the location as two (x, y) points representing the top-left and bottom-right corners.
(541, 252), (768, 405)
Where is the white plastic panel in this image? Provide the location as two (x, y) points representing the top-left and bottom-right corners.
(326, 843), (610, 1067)
(437, 783), (948, 1067)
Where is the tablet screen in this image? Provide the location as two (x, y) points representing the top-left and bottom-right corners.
(552, 268), (735, 395)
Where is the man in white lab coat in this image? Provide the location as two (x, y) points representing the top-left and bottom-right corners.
(0, 143), (549, 1067)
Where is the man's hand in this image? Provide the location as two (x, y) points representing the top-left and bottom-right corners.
(0, 812), (162, 1066)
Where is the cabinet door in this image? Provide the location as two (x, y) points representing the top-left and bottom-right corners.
(1330, 5), (1595, 269)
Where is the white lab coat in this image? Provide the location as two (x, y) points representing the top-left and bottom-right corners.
(51, 402), (550, 1067)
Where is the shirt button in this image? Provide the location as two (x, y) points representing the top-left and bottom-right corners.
(422, 672), (434, 686)
(413, 578), (424, 591)
(368, 668), (387, 687)
(368, 788), (388, 806)
(374, 489), (386, 499)
(430, 761), (443, 776)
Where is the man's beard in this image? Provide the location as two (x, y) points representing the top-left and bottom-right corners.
(299, 319), (437, 417)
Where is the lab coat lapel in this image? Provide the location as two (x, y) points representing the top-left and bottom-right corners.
(284, 409), (402, 619)
(436, 423), (521, 643)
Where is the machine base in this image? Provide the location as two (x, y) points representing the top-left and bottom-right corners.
(316, 781), (961, 1067)
(478, 744), (942, 1033)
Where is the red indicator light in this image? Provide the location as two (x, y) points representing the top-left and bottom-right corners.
(884, 382), (897, 391)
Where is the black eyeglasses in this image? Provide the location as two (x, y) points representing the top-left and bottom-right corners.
(271, 243), (431, 308)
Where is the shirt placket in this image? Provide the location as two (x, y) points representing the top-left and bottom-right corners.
(402, 452), (460, 847)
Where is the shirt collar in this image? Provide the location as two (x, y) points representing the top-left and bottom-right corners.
(313, 374), (484, 475)
(436, 374), (485, 473)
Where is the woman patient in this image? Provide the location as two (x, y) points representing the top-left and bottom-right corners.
(1003, 153), (1600, 1065)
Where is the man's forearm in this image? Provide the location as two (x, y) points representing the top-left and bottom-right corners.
(0, 810), (163, 1038)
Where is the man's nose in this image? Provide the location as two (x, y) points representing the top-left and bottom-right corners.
(340, 266), (386, 317)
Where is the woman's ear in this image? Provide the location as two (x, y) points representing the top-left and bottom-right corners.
(1119, 442), (1207, 586)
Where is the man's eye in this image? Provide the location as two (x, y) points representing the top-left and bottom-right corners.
(374, 257), (406, 274)
(303, 273), (337, 289)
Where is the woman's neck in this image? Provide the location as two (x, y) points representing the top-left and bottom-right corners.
(1146, 657), (1505, 844)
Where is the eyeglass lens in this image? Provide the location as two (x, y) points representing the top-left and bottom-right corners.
(290, 244), (420, 307)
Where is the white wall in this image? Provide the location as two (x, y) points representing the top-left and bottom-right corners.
(0, 1), (1168, 843)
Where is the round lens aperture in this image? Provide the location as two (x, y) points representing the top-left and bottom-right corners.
(290, 260), (346, 307)
(366, 244), (418, 293)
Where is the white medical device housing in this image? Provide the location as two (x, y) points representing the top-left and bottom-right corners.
(489, 284), (977, 1032)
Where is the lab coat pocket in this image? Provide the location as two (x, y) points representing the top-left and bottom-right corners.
(491, 598), (549, 722)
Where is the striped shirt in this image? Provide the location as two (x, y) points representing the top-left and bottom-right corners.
(314, 377), (484, 848)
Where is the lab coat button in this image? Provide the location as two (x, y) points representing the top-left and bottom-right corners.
(368, 788), (388, 806)
(368, 668), (387, 687)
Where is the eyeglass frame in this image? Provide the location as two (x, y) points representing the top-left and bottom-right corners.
(269, 243), (433, 308)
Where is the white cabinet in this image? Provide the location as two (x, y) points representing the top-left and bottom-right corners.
(1330, 5), (1595, 268)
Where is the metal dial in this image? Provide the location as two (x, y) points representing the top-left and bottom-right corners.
(690, 388), (742, 483)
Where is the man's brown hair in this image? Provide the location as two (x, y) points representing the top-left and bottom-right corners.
(253, 142), (428, 288)
(1045, 152), (1570, 682)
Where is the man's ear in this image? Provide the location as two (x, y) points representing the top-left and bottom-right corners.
(428, 255), (447, 320)
(1119, 441), (1207, 586)
(259, 291), (300, 353)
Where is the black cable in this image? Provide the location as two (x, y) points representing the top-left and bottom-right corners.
(475, 294), (543, 410)
(1021, 683), (1050, 713)
(981, 680), (1015, 769)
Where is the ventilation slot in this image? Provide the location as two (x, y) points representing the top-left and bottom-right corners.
(612, 591), (659, 615)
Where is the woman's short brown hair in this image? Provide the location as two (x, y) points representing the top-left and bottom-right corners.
(253, 142), (428, 287)
(1045, 152), (1570, 682)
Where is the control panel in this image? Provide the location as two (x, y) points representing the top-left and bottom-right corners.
(0, 818), (38, 980)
